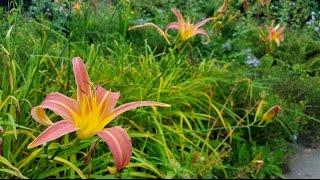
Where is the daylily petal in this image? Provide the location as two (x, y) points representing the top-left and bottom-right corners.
(28, 120), (78, 149)
(165, 22), (181, 35)
(72, 57), (92, 101)
(171, 8), (185, 24)
(166, 22), (181, 30)
(278, 26), (286, 39)
(97, 126), (132, 170)
(97, 101), (170, 131)
(275, 39), (280, 47)
(279, 34), (284, 41)
(110, 101), (171, 120)
(31, 107), (53, 126)
(194, 17), (212, 29)
(32, 92), (78, 124)
(194, 28), (210, 44)
(270, 20), (275, 28)
(95, 86), (120, 115)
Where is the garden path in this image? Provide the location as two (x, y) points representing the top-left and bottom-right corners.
(285, 145), (320, 179)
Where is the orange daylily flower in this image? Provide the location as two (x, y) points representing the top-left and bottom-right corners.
(28, 57), (170, 170)
(72, 2), (81, 11)
(165, 8), (213, 44)
(267, 21), (286, 47)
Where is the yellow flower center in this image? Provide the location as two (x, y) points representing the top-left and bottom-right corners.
(72, 95), (112, 139)
(180, 23), (195, 41)
(73, 2), (81, 11)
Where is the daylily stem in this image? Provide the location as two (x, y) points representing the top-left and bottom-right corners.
(85, 138), (99, 165)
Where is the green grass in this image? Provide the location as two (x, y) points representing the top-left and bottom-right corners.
(0, 0), (320, 179)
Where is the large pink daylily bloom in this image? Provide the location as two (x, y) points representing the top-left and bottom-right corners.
(28, 57), (170, 170)
(165, 8), (213, 44)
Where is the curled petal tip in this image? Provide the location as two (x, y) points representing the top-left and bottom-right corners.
(97, 127), (132, 170)
(72, 57), (83, 63)
(31, 92), (78, 126)
(31, 107), (53, 126)
(27, 143), (39, 149)
(27, 144), (34, 149)
(161, 103), (171, 107)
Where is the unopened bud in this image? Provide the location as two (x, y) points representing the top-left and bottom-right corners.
(262, 105), (281, 122)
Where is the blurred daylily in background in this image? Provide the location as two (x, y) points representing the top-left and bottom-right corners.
(28, 57), (170, 170)
(259, 20), (286, 53)
(259, 0), (271, 6)
(165, 8), (213, 44)
(128, 8), (212, 45)
(72, 1), (81, 11)
(267, 21), (286, 47)
(261, 105), (281, 122)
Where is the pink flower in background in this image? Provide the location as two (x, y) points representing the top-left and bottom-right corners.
(267, 21), (286, 47)
(165, 8), (212, 44)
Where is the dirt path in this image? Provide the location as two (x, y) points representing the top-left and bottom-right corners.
(285, 145), (320, 179)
